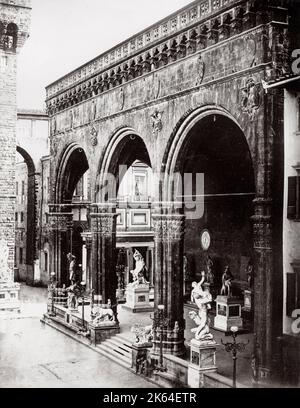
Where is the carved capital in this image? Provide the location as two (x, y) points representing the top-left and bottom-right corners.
(152, 214), (185, 242)
(90, 212), (117, 237)
(49, 213), (73, 232)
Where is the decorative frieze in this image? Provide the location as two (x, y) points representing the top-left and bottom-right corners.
(45, 0), (275, 114)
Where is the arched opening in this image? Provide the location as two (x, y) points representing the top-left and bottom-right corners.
(15, 146), (36, 284)
(162, 108), (256, 366)
(95, 129), (154, 305)
(53, 144), (89, 286)
(175, 113), (255, 294)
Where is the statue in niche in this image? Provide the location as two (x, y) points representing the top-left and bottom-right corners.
(246, 259), (254, 289)
(129, 250), (148, 287)
(189, 271), (214, 341)
(220, 265), (234, 297)
(0, 239), (11, 283)
(206, 255), (215, 286)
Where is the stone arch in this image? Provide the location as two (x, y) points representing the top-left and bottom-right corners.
(95, 126), (152, 203)
(54, 142), (89, 204)
(161, 105), (255, 202)
(16, 146), (36, 284)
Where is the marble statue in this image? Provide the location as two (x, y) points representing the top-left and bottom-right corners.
(92, 306), (115, 326)
(0, 239), (11, 283)
(131, 324), (153, 345)
(189, 272), (213, 341)
(129, 250), (148, 287)
(67, 253), (76, 284)
(66, 282), (80, 310)
(220, 265), (234, 297)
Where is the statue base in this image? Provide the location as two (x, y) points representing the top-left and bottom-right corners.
(123, 284), (153, 313)
(214, 296), (243, 332)
(187, 338), (217, 388)
(0, 281), (20, 313)
(132, 343), (152, 373)
(89, 322), (120, 345)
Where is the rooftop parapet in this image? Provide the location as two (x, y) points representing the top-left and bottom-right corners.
(46, 0), (246, 100)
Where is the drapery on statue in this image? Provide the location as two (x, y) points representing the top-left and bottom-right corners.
(220, 265), (234, 297)
(129, 250), (148, 287)
(189, 271), (214, 341)
(67, 253), (76, 284)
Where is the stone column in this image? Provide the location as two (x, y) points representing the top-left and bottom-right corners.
(90, 208), (118, 317)
(151, 211), (185, 356)
(252, 198), (273, 382)
(49, 210), (73, 285)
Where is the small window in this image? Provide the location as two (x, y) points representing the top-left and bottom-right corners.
(20, 212), (24, 222)
(15, 212), (18, 222)
(16, 182), (18, 196)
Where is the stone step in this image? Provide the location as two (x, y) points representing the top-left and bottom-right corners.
(106, 337), (132, 354)
(96, 342), (132, 366)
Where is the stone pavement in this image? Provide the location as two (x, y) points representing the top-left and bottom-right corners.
(0, 284), (253, 388)
(0, 285), (157, 388)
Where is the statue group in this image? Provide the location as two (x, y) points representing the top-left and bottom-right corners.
(189, 271), (214, 341)
(129, 250), (148, 287)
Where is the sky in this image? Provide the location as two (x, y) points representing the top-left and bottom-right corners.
(17, 0), (192, 110)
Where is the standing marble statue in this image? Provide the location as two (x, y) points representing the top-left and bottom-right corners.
(189, 271), (213, 341)
(67, 253), (76, 284)
(220, 265), (233, 297)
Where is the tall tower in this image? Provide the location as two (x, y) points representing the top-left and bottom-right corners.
(0, 0), (31, 309)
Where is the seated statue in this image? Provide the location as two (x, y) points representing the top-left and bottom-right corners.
(129, 250), (148, 287)
(189, 272), (214, 341)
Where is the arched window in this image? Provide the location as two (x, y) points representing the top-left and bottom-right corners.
(6, 23), (18, 49)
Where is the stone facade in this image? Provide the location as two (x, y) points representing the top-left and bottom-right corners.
(0, 0), (31, 282)
(45, 0), (299, 384)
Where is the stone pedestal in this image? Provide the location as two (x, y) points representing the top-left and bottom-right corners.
(0, 282), (20, 312)
(123, 284), (153, 313)
(214, 296), (243, 332)
(132, 343), (152, 373)
(187, 339), (217, 388)
(89, 322), (120, 345)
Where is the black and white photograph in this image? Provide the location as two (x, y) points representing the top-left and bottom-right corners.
(0, 0), (300, 392)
